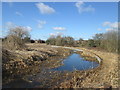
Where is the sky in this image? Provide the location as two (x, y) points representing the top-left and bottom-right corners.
(2, 2), (118, 40)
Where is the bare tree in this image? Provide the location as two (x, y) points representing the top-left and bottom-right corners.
(3, 26), (30, 50)
(8, 26), (30, 39)
(102, 30), (118, 52)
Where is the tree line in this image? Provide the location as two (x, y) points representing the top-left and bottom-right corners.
(46, 36), (75, 46)
(46, 30), (119, 53)
(2, 25), (119, 53)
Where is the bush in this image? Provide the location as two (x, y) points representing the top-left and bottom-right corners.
(3, 26), (30, 50)
(46, 36), (75, 46)
(92, 31), (118, 53)
(3, 35), (26, 50)
(23, 37), (31, 43)
(101, 31), (118, 52)
(87, 39), (96, 47)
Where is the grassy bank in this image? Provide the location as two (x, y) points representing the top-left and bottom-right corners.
(59, 47), (119, 88)
(79, 47), (119, 88)
(2, 44), (119, 88)
(2, 43), (72, 86)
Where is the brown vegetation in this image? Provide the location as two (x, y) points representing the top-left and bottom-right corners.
(58, 47), (118, 88)
(2, 43), (71, 85)
(2, 25), (119, 88)
(3, 26), (29, 50)
(46, 30), (119, 53)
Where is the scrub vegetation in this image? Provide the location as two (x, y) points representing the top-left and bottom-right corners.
(2, 26), (119, 88)
(46, 30), (119, 53)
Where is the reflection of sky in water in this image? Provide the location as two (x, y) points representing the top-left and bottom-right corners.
(52, 53), (99, 71)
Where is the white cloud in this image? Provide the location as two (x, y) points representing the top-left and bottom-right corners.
(37, 20), (46, 29)
(5, 22), (32, 32)
(53, 27), (66, 30)
(5, 22), (16, 29)
(103, 21), (118, 31)
(103, 21), (118, 28)
(36, 3), (55, 14)
(103, 21), (111, 26)
(56, 32), (64, 36)
(110, 22), (118, 29)
(75, 1), (95, 13)
(49, 32), (64, 37)
(105, 28), (114, 31)
(23, 26), (32, 32)
(15, 12), (23, 17)
(97, 28), (102, 31)
(50, 33), (55, 36)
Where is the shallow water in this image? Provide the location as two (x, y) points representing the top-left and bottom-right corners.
(3, 52), (99, 88)
(52, 53), (99, 71)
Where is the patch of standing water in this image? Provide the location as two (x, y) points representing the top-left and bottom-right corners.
(52, 53), (99, 71)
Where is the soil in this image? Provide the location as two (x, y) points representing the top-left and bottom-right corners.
(2, 43), (119, 88)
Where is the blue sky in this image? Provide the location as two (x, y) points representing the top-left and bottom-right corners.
(2, 2), (118, 40)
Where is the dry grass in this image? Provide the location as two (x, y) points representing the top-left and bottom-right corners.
(3, 43), (119, 88)
(75, 47), (119, 88)
(58, 47), (118, 88)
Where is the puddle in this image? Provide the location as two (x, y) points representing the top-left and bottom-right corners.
(52, 53), (99, 71)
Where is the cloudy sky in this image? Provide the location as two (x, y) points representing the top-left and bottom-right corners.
(2, 2), (118, 40)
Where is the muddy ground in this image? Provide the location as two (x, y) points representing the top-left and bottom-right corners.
(2, 43), (119, 88)
(2, 43), (72, 88)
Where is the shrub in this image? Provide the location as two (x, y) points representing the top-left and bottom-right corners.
(3, 26), (30, 50)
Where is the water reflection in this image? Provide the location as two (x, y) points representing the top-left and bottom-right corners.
(52, 53), (99, 71)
